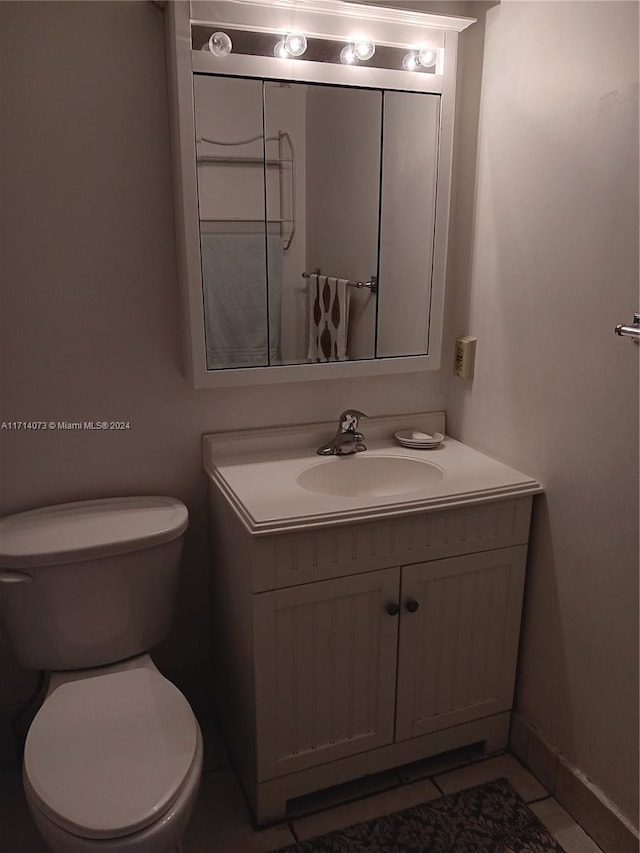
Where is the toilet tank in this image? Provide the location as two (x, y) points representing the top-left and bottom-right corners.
(0, 497), (188, 671)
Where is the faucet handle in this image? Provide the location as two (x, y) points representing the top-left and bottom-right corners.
(338, 409), (368, 433)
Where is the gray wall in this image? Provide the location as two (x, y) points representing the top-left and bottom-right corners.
(447, 0), (639, 827)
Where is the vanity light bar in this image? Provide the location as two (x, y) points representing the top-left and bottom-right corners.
(200, 26), (441, 73)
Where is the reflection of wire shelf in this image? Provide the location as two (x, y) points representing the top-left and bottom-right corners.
(196, 131), (295, 251)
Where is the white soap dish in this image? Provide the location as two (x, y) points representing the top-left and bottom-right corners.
(394, 430), (444, 449)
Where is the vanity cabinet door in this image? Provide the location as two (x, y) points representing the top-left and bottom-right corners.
(395, 546), (527, 742)
(253, 567), (400, 781)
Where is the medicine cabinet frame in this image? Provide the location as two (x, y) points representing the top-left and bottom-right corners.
(165, 0), (475, 388)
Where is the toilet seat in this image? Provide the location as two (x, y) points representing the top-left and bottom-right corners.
(24, 664), (199, 840)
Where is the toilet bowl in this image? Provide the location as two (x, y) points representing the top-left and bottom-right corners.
(23, 656), (203, 853)
(0, 497), (202, 852)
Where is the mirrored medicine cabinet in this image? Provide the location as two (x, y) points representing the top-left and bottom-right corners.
(165, 0), (475, 388)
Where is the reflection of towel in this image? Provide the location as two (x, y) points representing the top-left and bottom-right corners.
(201, 234), (282, 368)
(307, 275), (350, 362)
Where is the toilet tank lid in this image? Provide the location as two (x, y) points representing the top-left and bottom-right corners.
(0, 496), (188, 569)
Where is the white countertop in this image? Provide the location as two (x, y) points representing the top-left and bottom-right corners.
(203, 413), (543, 535)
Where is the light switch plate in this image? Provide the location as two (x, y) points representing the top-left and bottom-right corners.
(454, 336), (477, 380)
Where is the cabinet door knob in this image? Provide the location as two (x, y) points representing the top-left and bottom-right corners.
(406, 599), (420, 613)
(386, 602), (400, 616)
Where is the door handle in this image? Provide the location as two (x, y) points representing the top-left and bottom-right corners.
(614, 313), (640, 341)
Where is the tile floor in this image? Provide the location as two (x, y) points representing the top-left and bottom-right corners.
(0, 710), (606, 853)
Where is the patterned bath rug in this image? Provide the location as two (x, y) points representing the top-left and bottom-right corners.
(278, 777), (566, 852)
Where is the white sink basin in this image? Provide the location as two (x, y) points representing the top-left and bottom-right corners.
(203, 414), (543, 533)
(296, 455), (444, 498)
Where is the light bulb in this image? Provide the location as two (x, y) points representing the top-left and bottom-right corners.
(402, 52), (418, 72)
(207, 32), (232, 57)
(417, 48), (437, 68)
(340, 45), (356, 65)
(283, 33), (307, 57)
(274, 39), (288, 58)
(353, 40), (375, 61)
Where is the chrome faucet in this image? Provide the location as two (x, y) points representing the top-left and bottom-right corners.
(317, 410), (368, 456)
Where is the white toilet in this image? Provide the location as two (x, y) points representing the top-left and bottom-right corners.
(0, 496), (203, 853)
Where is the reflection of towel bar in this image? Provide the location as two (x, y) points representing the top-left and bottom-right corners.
(302, 272), (378, 294)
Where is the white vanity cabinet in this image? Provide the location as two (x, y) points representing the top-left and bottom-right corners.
(254, 568), (401, 780)
(208, 476), (534, 823)
(254, 546), (527, 780)
(394, 548), (526, 741)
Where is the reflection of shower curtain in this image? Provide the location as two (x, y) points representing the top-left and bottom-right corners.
(201, 234), (282, 368)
